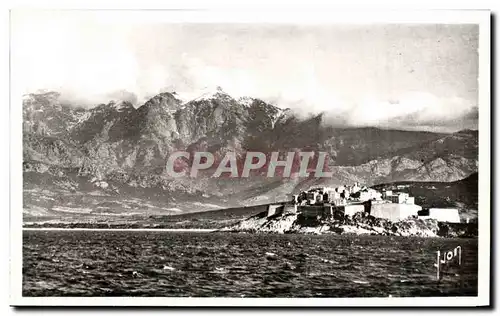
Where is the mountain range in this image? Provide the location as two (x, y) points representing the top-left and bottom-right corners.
(22, 88), (478, 222)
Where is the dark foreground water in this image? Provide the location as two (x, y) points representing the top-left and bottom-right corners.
(23, 231), (478, 297)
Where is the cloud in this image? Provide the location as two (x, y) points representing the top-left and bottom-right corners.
(320, 92), (478, 132)
(12, 12), (478, 132)
(105, 90), (139, 105)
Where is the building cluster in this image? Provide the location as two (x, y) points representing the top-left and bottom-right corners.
(293, 182), (382, 207)
(285, 183), (461, 223)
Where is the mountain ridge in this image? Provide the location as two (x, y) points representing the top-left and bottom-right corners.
(22, 89), (478, 220)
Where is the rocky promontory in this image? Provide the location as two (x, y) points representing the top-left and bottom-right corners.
(222, 209), (477, 238)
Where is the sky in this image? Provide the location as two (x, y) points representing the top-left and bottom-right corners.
(12, 11), (480, 132)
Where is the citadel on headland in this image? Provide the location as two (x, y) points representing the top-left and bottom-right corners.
(265, 182), (461, 223)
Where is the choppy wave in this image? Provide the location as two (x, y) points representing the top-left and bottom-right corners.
(23, 231), (478, 297)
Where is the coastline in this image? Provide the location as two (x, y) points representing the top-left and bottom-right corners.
(22, 204), (478, 238)
(22, 227), (217, 232)
(222, 211), (479, 238)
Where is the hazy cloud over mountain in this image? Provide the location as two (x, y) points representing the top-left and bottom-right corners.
(12, 11), (479, 132)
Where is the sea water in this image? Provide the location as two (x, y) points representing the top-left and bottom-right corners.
(22, 231), (478, 297)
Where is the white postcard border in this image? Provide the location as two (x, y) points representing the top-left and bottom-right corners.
(9, 9), (491, 307)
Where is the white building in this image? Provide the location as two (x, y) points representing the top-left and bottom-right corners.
(359, 189), (382, 201)
(351, 182), (361, 194)
(384, 191), (415, 204)
(382, 190), (393, 199)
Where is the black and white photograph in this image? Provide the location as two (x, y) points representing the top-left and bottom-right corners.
(9, 9), (491, 306)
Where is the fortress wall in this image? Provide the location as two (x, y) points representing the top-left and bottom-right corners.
(344, 204), (365, 217)
(267, 204), (284, 217)
(371, 203), (422, 222)
(298, 205), (332, 218)
(428, 208), (461, 223)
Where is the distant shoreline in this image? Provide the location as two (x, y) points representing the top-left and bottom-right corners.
(22, 227), (217, 232)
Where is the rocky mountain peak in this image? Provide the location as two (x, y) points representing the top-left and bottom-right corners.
(23, 91), (61, 104)
(141, 92), (183, 113)
(108, 100), (135, 112)
(238, 96), (255, 107)
(189, 86), (233, 103)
